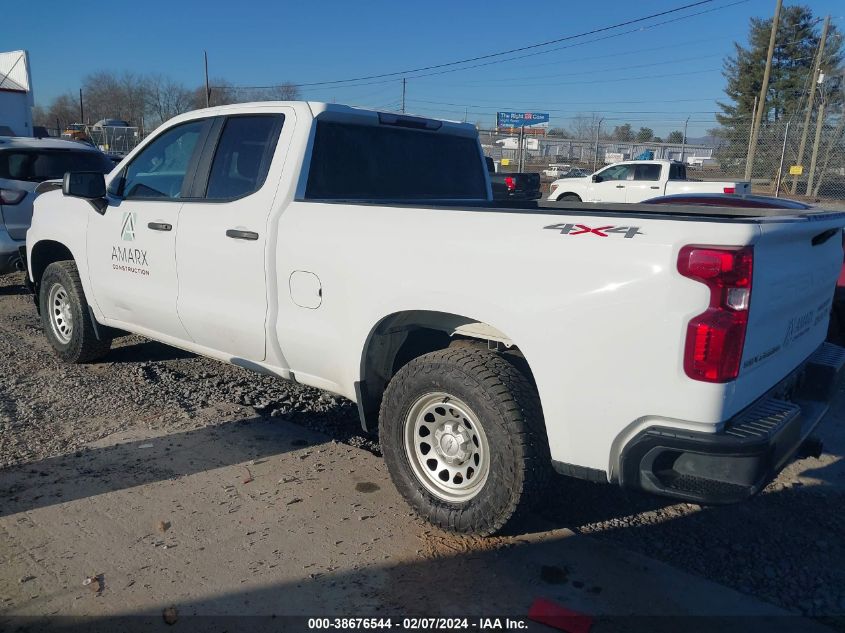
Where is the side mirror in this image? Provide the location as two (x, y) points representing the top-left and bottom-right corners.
(63, 171), (106, 199)
(591, 175), (602, 183)
(63, 172), (108, 214)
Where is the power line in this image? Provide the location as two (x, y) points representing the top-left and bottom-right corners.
(218, 0), (721, 90)
(434, 54), (725, 86)
(407, 96), (725, 107)
(398, 0), (749, 85)
(407, 100), (726, 115)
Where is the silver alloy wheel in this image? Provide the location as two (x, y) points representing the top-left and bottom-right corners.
(404, 392), (490, 503)
(48, 282), (74, 344)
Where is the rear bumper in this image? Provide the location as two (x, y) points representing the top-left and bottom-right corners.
(619, 342), (845, 504)
(493, 191), (543, 201)
(0, 226), (25, 275)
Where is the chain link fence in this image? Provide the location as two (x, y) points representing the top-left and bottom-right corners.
(480, 115), (845, 203)
(712, 118), (845, 200)
(31, 124), (143, 157)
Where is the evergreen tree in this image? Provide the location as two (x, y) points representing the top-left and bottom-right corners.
(717, 5), (841, 128)
(635, 127), (655, 142)
(714, 5), (842, 175)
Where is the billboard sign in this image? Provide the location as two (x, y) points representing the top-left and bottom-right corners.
(496, 111), (550, 128)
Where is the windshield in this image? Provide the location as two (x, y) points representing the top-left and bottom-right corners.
(0, 149), (114, 183)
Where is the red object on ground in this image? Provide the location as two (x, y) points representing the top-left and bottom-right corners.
(528, 598), (593, 633)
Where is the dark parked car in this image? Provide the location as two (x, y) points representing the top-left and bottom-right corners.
(485, 156), (541, 201)
(0, 137), (114, 274)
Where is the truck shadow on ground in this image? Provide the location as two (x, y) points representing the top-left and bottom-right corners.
(0, 281), (29, 296)
(30, 473), (844, 633)
(0, 415), (325, 518)
(1, 416), (843, 626)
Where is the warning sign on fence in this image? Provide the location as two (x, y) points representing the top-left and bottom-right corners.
(789, 165), (804, 175)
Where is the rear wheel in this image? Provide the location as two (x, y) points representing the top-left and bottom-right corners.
(379, 348), (551, 535)
(557, 193), (581, 202)
(40, 261), (111, 363)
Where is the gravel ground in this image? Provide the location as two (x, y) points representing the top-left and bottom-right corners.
(1, 271), (843, 624)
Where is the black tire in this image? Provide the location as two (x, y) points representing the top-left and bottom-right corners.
(40, 260), (111, 363)
(557, 193), (581, 202)
(379, 348), (551, 535)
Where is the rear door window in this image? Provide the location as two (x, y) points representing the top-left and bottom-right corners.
(305, 121), (487, 200)
(634, 164), (661, 181)
(0, 149), (113, 182)
(204, 115), (284, 200)
(669, 163), (687, 180)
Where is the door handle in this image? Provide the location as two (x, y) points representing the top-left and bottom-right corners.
(615, 185), (625, 189)
(226, 229), (259, 241)
(148, 222), (172, 231)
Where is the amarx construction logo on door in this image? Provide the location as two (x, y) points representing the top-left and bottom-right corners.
(121, 212), (137, 241)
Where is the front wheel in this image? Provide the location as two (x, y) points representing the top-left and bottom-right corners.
(40, 261), (111, 363)
(557, 193), (581, 202)
(379, 348), (551, 535)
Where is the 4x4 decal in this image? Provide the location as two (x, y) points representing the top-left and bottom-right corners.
(544, 223), (644, 238)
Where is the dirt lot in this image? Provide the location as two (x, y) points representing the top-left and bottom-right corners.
(1, 271), (843, 631)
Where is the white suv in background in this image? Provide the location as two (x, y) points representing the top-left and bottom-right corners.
(0, 137), (114, 274)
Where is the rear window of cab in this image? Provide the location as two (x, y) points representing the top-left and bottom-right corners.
(305, 121), (487, 201)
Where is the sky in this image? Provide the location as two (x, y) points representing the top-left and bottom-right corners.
(6, 0), (844, 137)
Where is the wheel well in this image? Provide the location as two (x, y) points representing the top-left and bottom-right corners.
(30, 241), (74, 309)
(355, 311), (536, 433)
(31, 241), (74, 284)
(556, 192), (581, 201)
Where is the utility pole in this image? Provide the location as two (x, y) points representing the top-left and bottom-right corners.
(790, 15), (830, 194)
(401, 78), (406, 114)
(806, 92), (827, 196)
(774, 119), (791, 197)
(204, 51), (211, 108)
(680, 116), (690, 163)
(745, 95), (758, 158)
(78, 88), (84, 124)
(592, 118), (604, 172)
(518, 124), (526, 172)
(745, 0), (782, 181)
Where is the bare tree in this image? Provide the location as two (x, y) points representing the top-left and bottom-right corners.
(569, 113), (603, 140)
(81, 70), (148, 127)
(193, 77), (238, 108)
(146, 74), (194, 127)
(32, 93), (79, 132)
(203, 81), (301, 105)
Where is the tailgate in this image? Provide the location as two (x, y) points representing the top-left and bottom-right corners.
(733, 217), (844, 411)
(520, 173), (540, 191)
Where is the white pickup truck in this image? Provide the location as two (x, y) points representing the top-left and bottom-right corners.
(548, 159), (751, 203)
(25, 102), (845, 535)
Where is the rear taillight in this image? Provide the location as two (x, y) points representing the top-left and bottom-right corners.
(504, 176), (516, 191)
(0, 188), (26, 205)
(678, 245), (753, 383)
(723, 186), (735, 194)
